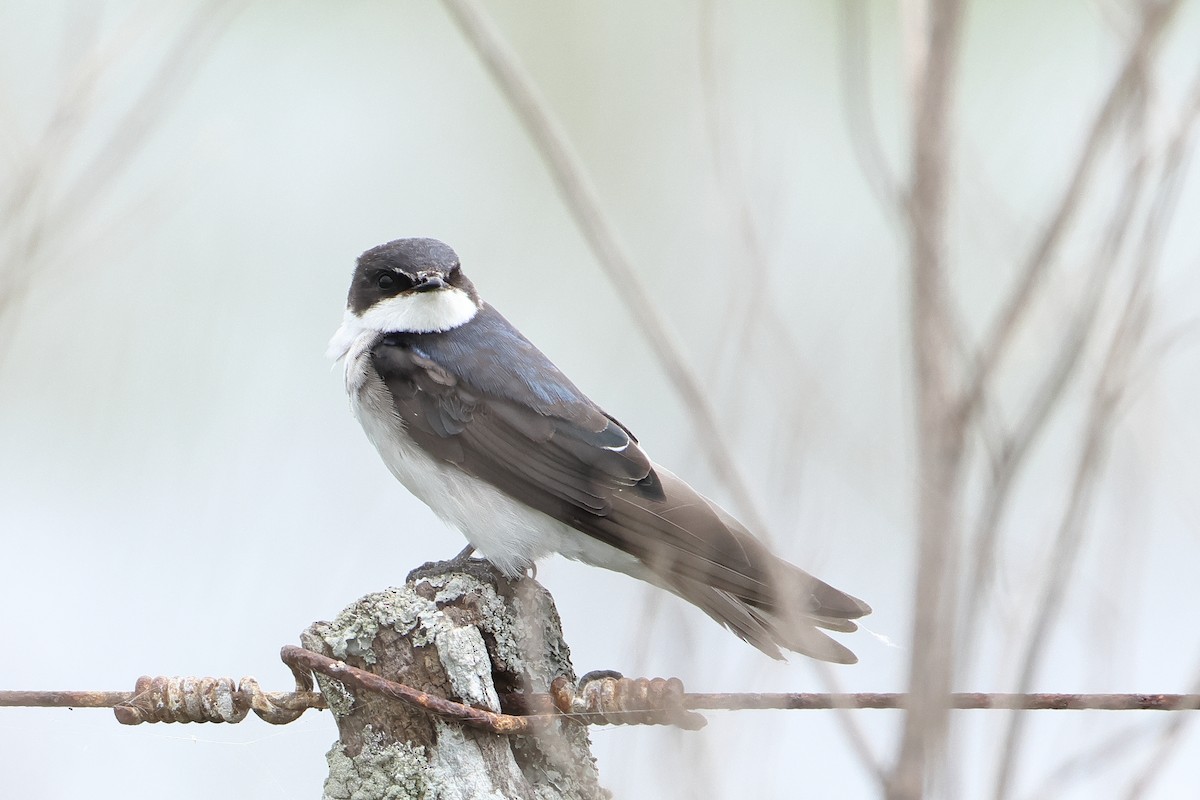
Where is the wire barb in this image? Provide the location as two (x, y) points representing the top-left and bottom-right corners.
(550, 671), (708, 730)
(113, 674), (321, 725)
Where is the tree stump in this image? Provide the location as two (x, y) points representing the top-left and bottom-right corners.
(302, 559), (608, 800)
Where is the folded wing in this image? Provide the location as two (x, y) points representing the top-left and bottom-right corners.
(372, 308), (870, 661)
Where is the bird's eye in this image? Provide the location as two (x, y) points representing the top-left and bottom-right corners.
(372, 271), (414, 292)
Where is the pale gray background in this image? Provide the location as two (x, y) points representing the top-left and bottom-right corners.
(2, 1), (1199, 798)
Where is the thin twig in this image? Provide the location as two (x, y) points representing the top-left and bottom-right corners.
(0, 0), (245, 340)
(440, 0), (772, 536)
(956, 0), (1183, 428)
(838, 0), (903, 211)
(891, 1), (967, 798)
(1108, 69), (1200, 800)
(1027, 720), (1158, 800)
(47, 0), (244, 237)
(959, 97), (1154, 661)
(991, 50), (1200, 800)
(696, 0), (829, 528)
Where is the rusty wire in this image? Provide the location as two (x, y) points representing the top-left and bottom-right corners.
(506, 684), (1200, 728)
(2, 644), (1198, 732)
(0, 673), (324, 726)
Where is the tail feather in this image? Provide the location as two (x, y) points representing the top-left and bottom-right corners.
(637, 465), (871, 663)
(566, 460), (870, 662)
(810, 616), (859, 634)
(673, 578), (860, 663)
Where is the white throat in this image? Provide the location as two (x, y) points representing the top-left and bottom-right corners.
(327, 287), (478, 362)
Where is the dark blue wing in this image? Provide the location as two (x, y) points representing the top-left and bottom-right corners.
(373, 304), (664, 515)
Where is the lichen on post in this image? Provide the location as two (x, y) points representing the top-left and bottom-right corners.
(302, 559), (608, 800)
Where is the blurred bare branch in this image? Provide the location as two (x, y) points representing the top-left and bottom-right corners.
(1118, 316), (1200, 418)
(441, 0), (773, 537)
(697, 0), (803, 400)
(991, 53), (1200, 800)
(889, 2), (967, 799)
(49, 1), (242, 236)
(958, 92), (1155, 658)
(697, 0), (801, 458)
(838, 0), (903, 211)
(956, 0), (1183, 428)
(875, 1), (1200, 796)
(810, 660), (890, 786)
(0, 0), (244, 339)
(1027, 720), (1156, 800)
(695, 3), (892, 781)
(696, 0), (842, 551)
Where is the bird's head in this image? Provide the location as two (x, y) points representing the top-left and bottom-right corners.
(328, 238), (481, 361)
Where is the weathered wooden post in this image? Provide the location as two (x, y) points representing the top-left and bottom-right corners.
(302, 559), (609, 800)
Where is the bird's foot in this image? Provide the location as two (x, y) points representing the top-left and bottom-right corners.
(449, 543), (476, 566)
(406, 545), (506, 586)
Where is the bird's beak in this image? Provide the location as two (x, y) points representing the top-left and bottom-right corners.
(414, 273), (447, 292)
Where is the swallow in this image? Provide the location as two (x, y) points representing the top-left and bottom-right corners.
(328, 238), (870, 661)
